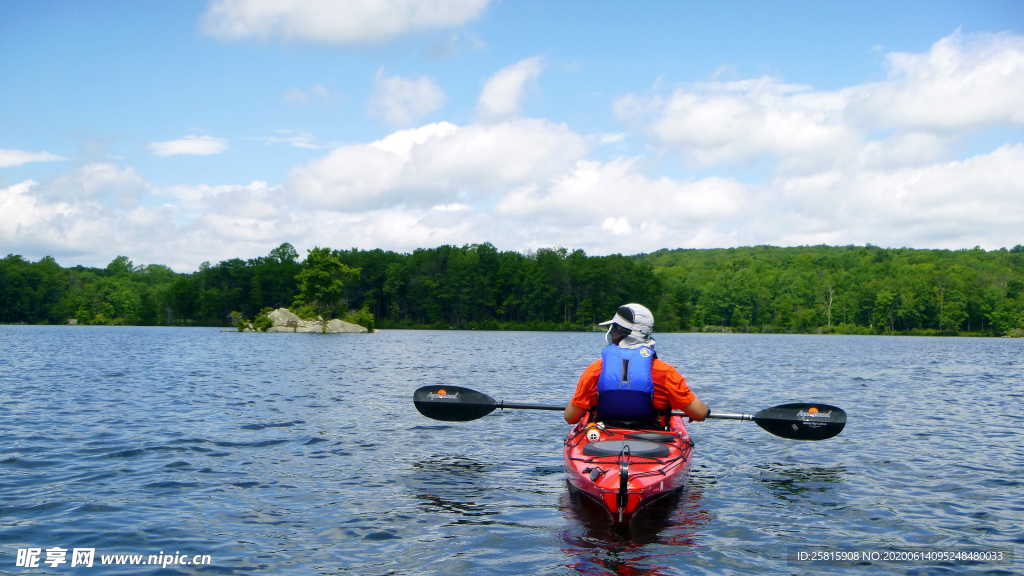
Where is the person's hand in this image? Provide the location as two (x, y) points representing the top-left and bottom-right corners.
(684, 400), (709, 422)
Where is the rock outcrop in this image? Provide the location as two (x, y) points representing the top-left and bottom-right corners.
(264, 308), (368, 333)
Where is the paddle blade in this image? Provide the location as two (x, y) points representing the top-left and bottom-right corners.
(753, 403), (847, 441)
(413, 385), (498, 422)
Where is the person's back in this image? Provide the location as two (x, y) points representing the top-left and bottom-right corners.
(594, 341), (657, 425)
(564, 303), (709, 426)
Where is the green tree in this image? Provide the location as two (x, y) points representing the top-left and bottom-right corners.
(294, 247), (359, 323)
(105, 256), (136, 276)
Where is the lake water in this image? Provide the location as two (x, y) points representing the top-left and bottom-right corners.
(1, 326), (1021, 575)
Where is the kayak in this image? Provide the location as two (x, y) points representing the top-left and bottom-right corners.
(563, 414), (694, 524)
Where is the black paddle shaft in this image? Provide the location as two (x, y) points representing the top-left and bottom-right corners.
(500, 402), (563, 411)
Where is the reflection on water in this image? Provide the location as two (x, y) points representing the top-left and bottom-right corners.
(755, 463), (847, 501)
(560, 482), (710, 575)
(407, 456), (497, 520)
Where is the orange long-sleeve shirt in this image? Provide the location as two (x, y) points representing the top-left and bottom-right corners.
(570, 357), (697, 413)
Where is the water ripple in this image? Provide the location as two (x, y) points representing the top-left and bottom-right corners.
(0, 327), (1020, 575)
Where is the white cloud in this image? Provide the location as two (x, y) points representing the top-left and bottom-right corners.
(149, 136), (228, 157)
(765, 144), (1024, 248)
(493, 158), (749, 253)
(44, 163), (148, 206)
(431, 202), (471, 212)
(856, 132), (952, 170)
(0, 149), (65, 168)
(616, 77), (856, 167)
(369, 70), (446, 127)
(289, 119), (588, 210)
(5, 143), (1021, 273)
(618, 31), (1024, 172)
(163, 180), (278, 220)
(0, 178), (167, 266)
(602, 217), (632, 236)
(0, 180), (63, 239)
(1, 173), (301, 271)
(302, 206), (479, 251)
(477, 57), (543, 120)
(281, 141), (1022, 256)
(202, 0), (491, 44)
(848, 31), (1024, 130)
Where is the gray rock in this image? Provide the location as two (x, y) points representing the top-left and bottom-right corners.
(263, 308), (367, 333)
(325, 318), (368, 333)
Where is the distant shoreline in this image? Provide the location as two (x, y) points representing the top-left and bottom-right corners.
(4, 245), (1021, 338)
(3, 322), (1019, 338)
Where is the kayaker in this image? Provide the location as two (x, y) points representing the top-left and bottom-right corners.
(564, 303), (709, 426)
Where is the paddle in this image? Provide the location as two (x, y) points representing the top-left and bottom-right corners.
(705, 404), (846, 441)
(413, 385), (846, 441)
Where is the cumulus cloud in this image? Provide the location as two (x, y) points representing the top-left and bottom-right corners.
(618, 31), (1024, 172)
(847, 31), (1024, 130)
(289, 119), (588, 210)
(285, 133), (1023, 256)
(616, 78), (856, 167)
(285, 117), (754, 255)
(163, 180), (279, 220)
(602, 217), (632, 236)
(202, 0), (491, 44)
(764, 144), (1024, 248)
(149, 136), (228, 157)
(0, 149), (65, 168)
(369, 70), (446, 127)
(6, 143), (1022, 272)
(0, 178), (171, 266)
(1, 173), (302, 271)
(478, 57), (543, 120)
(497, 159), (744, 223)
(0, 180), (65, 242)
(43, 163), (149, 206)
(492, 158), (750, 253)
(855, 132), (953, 170)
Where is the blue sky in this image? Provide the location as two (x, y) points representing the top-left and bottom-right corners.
(2, 1), (1022, 271)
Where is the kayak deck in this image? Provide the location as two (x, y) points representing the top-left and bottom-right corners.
(564, 415), (693, 524)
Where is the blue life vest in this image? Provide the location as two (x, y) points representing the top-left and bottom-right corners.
(596, 344), (656, 422)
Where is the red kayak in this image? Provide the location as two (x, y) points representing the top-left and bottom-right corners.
(564, 414), (694, 524)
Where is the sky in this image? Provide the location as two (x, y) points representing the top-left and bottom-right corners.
(2, 1), (1023, 272)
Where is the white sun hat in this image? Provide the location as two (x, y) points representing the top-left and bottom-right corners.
(598, 303), (655, 348)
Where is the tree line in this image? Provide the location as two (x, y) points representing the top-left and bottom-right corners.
(2, 243), (1022, 336)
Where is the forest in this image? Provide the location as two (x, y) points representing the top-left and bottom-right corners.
(1, 243), (1022, 336)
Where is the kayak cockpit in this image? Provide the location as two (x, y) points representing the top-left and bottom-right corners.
(582, 440), (669, 458)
